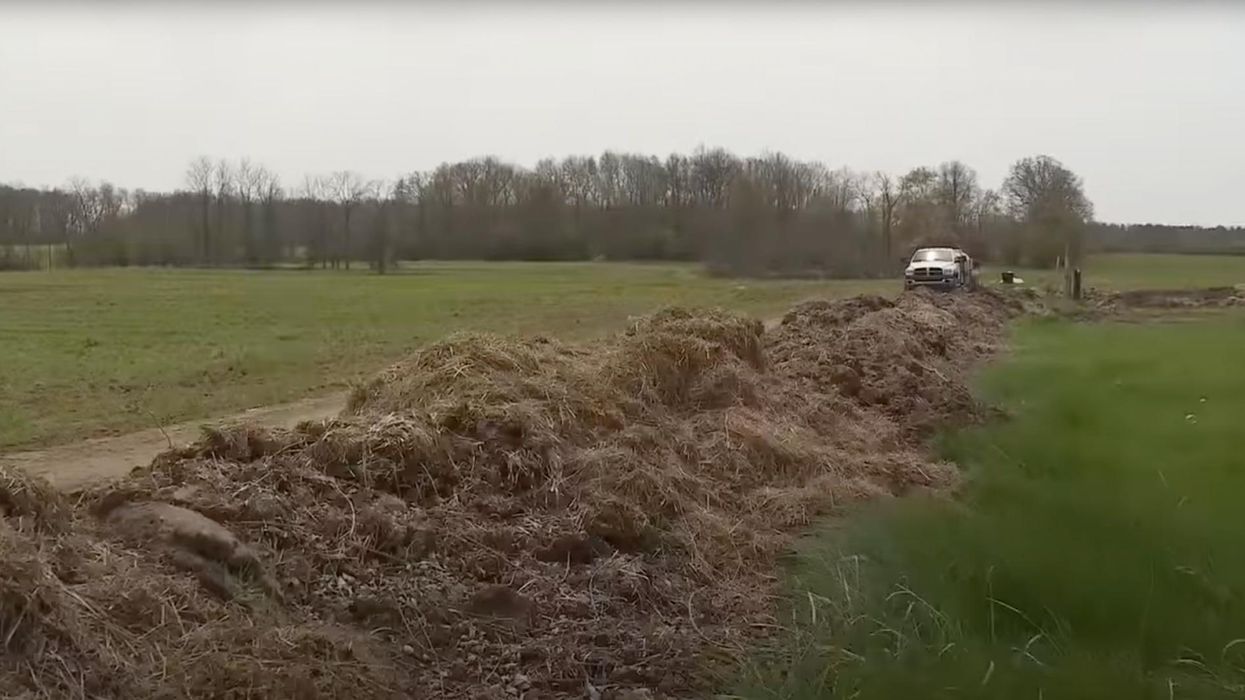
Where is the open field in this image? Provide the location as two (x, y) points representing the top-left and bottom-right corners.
(3, 254), (1244, 453)
(4, 254), (1244, 697)
(1083, 252), (1245, 289)
(0, 281), (1014, 697)
(741, 311), (1245, 698)
(0, 262), (890, 450)
(1008, 253), (1245, 292)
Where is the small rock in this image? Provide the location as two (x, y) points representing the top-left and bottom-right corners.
(401, 644), (415, 656)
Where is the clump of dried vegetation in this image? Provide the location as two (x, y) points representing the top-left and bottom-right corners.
(1096, 285), (1245, 310)
(0, 288), (1020, 699)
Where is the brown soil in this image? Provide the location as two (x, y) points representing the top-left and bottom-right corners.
(0, 393), (345, 490)
(1105, 286), (1245, 309)
(1045, 285), (1245, 322)
(0, 289), (1023, 699)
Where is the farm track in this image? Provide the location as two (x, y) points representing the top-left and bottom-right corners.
(0, 318), (799, 493)
(0, 393), (346, 490)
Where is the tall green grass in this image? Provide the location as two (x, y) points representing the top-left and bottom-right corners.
(739, 314), (1245, 699)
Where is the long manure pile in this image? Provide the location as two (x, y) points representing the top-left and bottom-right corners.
(0, 289), (1021, 699)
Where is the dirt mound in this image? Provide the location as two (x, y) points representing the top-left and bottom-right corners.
(770, 288), (1013, 434)
(1, 290), (1019, 699)
(1051, 285), (1245, 321)
(1102, 286), (1245, 309)
(0, 499), (400, 698)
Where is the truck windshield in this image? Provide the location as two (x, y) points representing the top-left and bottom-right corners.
(912, 249), (956, 262)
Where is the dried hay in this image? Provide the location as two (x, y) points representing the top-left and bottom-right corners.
(0, 494), (400, 698)
(0, 465), (69, 535)
(1, 289), (1022, 698)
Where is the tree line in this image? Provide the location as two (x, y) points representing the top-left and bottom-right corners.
(0, 148), (1169, 275)
(1088, 223), (1245, 256)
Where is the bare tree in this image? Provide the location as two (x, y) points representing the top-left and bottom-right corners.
(935, 160), (980, 238)
(329, 170), (369, 269)
(664, 153), (694, 256)
(896, 166), (939, 249)
(185, 156), (213, 264)
(690, 147), (739, 209)
(1002, 155), (1092, 268)
(255, 166), (283, 263)
(559, 156), (598, 209)
(968, 188), (1012, 263)
(1002, 155), (1092, 222)
(596, 152), (623, 210)
(61, 178), (129, 265)
(66, 177), (102, 260)
(234, 158), (259, 264)
(5, 148), (1104, 275)
(38, 189), (73, 268)
(391, 172), (428, 259)
(213, 159), (235, 264)
(302, 175), (332, 268)
(824, 167), (859, 213)
(872, 172), (903, 260)
(368, 179), (393, 274)
(0, 186), (38, 267)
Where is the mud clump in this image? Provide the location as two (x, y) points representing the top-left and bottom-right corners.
(1101, 286), (1245, 310)
(103, 500), (283, 603)
(1, 289), (1019, 699)
(0, 464), (70, 534)
(1043, 285), (1245, 321)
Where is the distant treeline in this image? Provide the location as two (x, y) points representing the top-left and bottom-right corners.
(1088, 223), (1245, 256)
(0, 149), (1135, 275)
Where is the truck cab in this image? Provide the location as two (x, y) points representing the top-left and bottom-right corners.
(904, 247), (977, 290)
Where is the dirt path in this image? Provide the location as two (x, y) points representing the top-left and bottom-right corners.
(0, 393), (347, 491)
(4, 317), (799, 493)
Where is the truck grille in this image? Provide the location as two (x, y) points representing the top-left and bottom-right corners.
(912, 267), (945, 280)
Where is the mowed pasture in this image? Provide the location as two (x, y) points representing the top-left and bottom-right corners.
(1012, 253), (1245, 291)
(0, 262), (887, 450)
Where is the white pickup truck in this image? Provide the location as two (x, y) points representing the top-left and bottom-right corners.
(903, 247), (978, 291)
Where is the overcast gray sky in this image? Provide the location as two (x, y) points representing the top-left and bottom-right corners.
(2, 2), (1243, 225)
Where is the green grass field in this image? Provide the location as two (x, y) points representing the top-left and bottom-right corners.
(0, 262), (888, 450)
(740, 312), (1245, 699)
(1007, 253), (1245, 292)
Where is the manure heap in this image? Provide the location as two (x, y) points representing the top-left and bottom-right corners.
(0, 289), (1021, 699)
